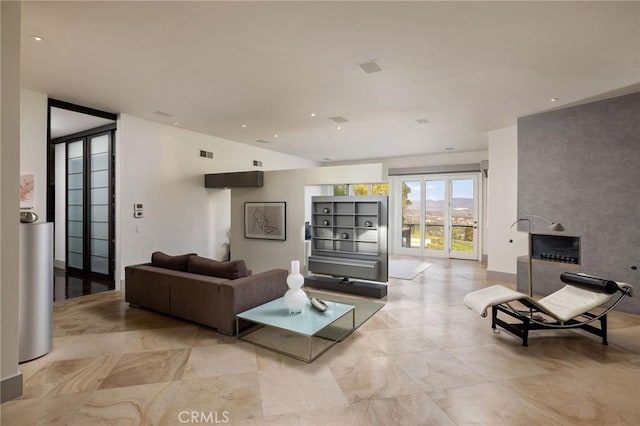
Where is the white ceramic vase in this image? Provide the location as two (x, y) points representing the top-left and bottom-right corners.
(284, 260), (306, 314)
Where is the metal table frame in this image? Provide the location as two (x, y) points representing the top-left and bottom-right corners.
(236, 300), (355, 363)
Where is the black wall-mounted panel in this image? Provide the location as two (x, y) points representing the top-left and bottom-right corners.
(204, 171), (263, 188)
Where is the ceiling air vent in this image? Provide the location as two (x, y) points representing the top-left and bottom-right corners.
(153, 110), (173, 117)
(358, 60), (383, 74)
(416, 118), (429, 124)
(329, 116), (349, 124)
(255, 139), (270, 144)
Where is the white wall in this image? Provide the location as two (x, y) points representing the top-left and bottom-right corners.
(487, 126), (527, 277)
(116, 114), (318, 283)
(231, 164), (386, 275)
(19, 89), (48, 221)
(1, 0), (23, 399)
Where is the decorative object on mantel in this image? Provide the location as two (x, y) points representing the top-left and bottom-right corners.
(244, 201), (286, 240)
(284, 260), (306, 314)
(511, 215), (564, 297)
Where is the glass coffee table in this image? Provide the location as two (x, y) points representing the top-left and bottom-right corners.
(236, 297), (355, 362)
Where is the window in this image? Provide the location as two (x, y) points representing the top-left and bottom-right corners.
(333, 184), (348, 196)
(333, 183), (389, 196)
(372, 183), (389, 195)
(352, 184), (370, 196)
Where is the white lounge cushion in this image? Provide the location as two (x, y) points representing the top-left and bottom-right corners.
(463, 285), (527, 318)
(537, 285), (613, 322)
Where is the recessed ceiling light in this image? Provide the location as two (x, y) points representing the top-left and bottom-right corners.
(445, 147), (455, 151)
(241, 124), (247, 128)
(273, 134), (279, 138)
(31, 35), (44, 42)
(310, 113), (317, 117)
(336, 126), (342, 130)
(550, 97), (558, 102)
(172, 122), (179, 126)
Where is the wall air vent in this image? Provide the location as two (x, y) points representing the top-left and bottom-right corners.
(199, 149), (213, 159)
(358, 60), (383, 74)
(329, 116), (349, 123)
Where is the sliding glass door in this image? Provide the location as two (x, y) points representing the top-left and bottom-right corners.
(398, 174), (479, 260)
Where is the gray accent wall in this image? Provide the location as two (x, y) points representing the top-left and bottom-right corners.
(517, 92), (640, 314)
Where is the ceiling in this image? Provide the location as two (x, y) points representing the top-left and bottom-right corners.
(21, 2), (640, 163)
(50, 107), (116, 139)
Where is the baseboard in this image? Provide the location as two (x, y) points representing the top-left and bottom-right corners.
(486, 270), (516, 284)
(1, 372), (23, 403)
(481, 254), (488, 264)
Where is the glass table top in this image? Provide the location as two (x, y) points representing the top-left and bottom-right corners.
(236, 296), (354, 336)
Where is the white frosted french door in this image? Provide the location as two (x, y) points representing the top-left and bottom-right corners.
(65, 131), (114, 278)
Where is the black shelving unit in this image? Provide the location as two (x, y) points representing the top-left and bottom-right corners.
(307, 196), (388, 298)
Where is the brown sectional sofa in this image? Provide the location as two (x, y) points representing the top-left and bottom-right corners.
(125, 252), (288, 335)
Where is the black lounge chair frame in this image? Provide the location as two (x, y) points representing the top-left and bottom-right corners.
(491, 285), (631, 347)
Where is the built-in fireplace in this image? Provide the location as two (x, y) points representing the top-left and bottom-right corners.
(531, 234), (580, 264)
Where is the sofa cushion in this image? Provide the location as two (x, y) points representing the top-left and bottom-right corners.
(187, 256), (250, 280)
(151, 251), (196, 271)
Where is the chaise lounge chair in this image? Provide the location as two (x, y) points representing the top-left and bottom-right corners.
(463, 272), (633, 346)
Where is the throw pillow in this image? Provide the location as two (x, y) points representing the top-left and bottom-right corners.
(151, 251), (196, 271)
(187, 255), (250, 280)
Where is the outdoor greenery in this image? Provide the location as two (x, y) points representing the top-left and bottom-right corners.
(334, 183), (389, 196)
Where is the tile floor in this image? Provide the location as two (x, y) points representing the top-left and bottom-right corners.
(2, 258), (639, 425)
(54, 268), (114, 301)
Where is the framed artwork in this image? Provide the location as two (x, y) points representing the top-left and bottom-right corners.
(244, 202), (286, 240)
(20, 174), (35, 209)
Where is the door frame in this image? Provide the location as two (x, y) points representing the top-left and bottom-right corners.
(47, 99), (117, 280)
(393, 172), (482, 260)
